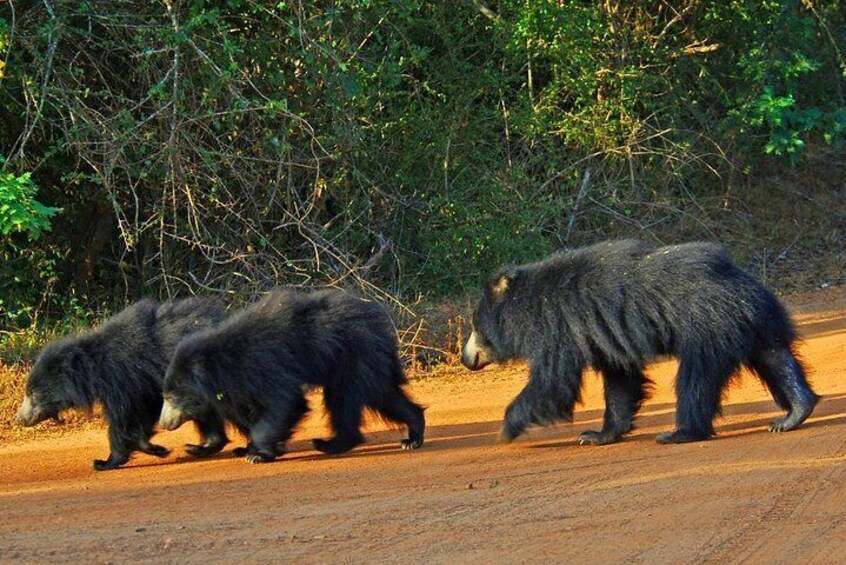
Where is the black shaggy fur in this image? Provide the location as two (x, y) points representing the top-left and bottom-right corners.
(461, 240), (819, 445)
(17, 298), (230, 470)
(161, 288), (425, 464)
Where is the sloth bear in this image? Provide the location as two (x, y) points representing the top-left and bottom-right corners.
(159, 288), (426, 463)
(462, 240), (818, 445)
(17, 298), (230, 470)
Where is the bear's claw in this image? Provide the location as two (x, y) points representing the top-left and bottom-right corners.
(578, 430), (620, 446)
(400, 438), (423, 450)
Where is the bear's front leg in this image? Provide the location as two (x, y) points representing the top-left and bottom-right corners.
(579, 366), (648, 446)
(500, 395), (532, 443)
(185, 410), (229, 457)
(231, 442), (253, 458)
(244, 394), (309, 464)
(245, 421), (285, 464)
(500, 363), (578, 443)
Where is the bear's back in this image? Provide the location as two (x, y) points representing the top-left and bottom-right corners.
(526, 240), (732, 290)
(90, 299), (160, 354)
(155, 297), (229, 355)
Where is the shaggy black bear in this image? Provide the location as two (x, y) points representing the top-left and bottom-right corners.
(159, 288), (426, 463)
(462, 240), (818, 445)
(16, 298), (230, 470)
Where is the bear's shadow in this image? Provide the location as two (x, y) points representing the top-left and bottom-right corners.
(528, 392), (846, 449)
(305, 391), (846, 456)
(133, 392), (846, 469)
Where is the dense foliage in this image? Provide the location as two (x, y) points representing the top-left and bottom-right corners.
(1, 0), (844, 331)
(0, 157), (61, 326)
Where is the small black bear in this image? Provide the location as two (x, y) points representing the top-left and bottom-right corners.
(159, 288), (425, 463)
(17, 298), (230, 470)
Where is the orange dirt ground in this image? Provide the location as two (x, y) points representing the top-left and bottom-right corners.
(1, 288), (845, 564)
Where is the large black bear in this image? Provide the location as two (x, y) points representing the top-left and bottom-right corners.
(461, 240), (818, 445)
(16, 298), (230, 470)
(159, 288), (426, 463)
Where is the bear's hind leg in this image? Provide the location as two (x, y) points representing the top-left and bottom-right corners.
(500, 358), (582, 443)
(314, 388), (364, 455)
(138, 410), (169, 458)
(93, 453), (131, 471)
(749, 347), (818, 433)
(370, 386), (426, 450)
(580, 366), (648, 446)
(138, 439), (170, 458)
(245, 394), (309, 464)
(185, 409), (229, 457)
(657, 352), (736, 444)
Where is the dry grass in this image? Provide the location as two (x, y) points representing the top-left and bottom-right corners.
(0, 363), (28, 435)
(718, 150), (844, 293)
(0, 362), (104, 443)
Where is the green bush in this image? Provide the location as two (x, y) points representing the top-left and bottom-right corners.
(0, 160), (63, 330)
(0, 162), (61, 240)
(0, 0), (843, 325)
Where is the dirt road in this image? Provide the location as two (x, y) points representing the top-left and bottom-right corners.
(1, 289), (845, 564)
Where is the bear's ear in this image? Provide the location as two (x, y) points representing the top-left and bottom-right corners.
(492, 276), (510, 297)
(488, 268), (516, 301)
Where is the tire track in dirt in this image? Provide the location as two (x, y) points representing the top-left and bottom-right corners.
(700, 429), (846, 564)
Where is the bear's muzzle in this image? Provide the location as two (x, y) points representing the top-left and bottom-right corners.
(159, 398), (187, 431)
(462, 330), (492, 371)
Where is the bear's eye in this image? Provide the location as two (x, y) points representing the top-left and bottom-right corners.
(474, 330), (491, 347)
